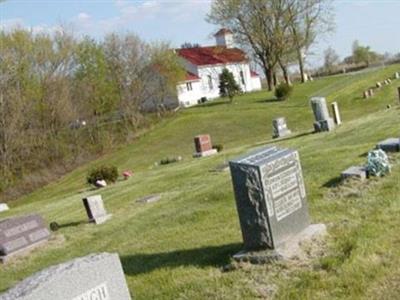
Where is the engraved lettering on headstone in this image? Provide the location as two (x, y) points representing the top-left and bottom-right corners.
(72, 283), (110, 300)
(29, 228), (50, 243)
(4, 220), (39, 238)
(274, 189), (302, 221)
(3, 237), (28, 252)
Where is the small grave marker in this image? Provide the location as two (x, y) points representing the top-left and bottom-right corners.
(82, 195), (112, 225)
(272, 117), (292, 138)
(0, 253), (132, 300)
(0, 214), (50, 262)
(376, 138), (400, 153)
(341, 166), (367, 181)
(310, 97), (335, 132)
(193, 134), (217, 157)
(136, 194), (161, 204)
(363, 91), (369, 99)
(368, 89), (374, 97)
(331, 102), (342, 125)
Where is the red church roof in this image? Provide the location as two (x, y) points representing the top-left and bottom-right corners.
(177, 46), (248, 66)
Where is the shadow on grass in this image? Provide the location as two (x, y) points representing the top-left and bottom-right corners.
(193, 101), (232, 108)
(252, 131), (314, 147)
(323, 176), (342, 188)
(255, 97), (280, 104)
(120, 243), (242, 276)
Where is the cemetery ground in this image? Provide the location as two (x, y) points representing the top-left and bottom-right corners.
(1, 64), (400, 299)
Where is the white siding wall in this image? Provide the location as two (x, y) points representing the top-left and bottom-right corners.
(176, 59), (262, 108)
(177, 81), (203, 107)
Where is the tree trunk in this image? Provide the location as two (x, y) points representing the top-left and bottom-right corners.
(273, 72), (278, 87)
(278, 60), (291, 85)
(297, 48), (306, 83)
(264, 66), (273, 91)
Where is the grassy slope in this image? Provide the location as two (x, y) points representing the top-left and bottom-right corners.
(1, 64), (400, 299)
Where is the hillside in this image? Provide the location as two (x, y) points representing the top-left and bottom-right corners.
(1, 64), (400, 299)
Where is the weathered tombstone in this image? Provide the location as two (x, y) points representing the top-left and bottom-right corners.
(363, 91), (369, 99)
(272, 117), (292, 138)
(229, 146), (325, 260)
(0, 252), (132, 300)
(388, 78), (392, 84)
(376, 138), (400, 153)
(376, 82), (382, 88)
(136, 194), (161, 204)
(82, 195), (112, 225)
(368, 89), (374, 97)
(341, 166), (367, 181)
(0, 214), (50, 263)
(193, 134), (218, 157)
(0, 203), (9, 213)
(310, 97), (335, 132)
(394, 72), (399, 79)
(331, 102), (342, 125)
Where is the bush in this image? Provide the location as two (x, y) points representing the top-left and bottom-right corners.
(213, 144), (224, 152)
(160, 156), (181, 165)
(275, 83), (293, 100)
(87, 165), (118, 185)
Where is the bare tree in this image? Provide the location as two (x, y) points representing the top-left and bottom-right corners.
(287, 0), (334, 83)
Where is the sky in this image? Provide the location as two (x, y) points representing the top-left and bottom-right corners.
(1, 0), (400, 67)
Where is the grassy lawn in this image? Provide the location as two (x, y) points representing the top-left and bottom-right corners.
(1, 64), (400, 299)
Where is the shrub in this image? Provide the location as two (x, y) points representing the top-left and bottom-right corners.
(213, 144), (224, 152)
(160, 156), (181, 165)
(87, 165), (118, 185)
(275, 83), (293, 100)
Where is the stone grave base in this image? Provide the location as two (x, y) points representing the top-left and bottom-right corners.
(233, 224), (327, 264)
(273, 129), (292, 139)
(313, 118), (335, 132)
(90, 214), (112, 225)
(376, 138), (400, 152)
(193, 149), (218, 158)
(0, 238), (49, 263)
(341, 166), (367, 181)
(136, 194), (161, 204)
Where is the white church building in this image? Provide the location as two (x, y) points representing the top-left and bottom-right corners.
(175, 29), (262, 107)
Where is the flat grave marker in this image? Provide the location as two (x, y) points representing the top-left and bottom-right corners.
(0, 214), (50, 263)
(136, 194), (162, 204)
(341, 166), (367, 181)
(0, 252), (132, 300)
(376, 138), (400, 153)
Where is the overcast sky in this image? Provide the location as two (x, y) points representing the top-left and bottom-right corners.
(1, 0), (399, 67)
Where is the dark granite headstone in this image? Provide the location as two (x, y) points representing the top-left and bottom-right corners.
(0, 214), (50, 262)
(193, 134), (217, 157)
(272, 117), (291, 138)
(229, 146), (311, 250)
(82, 195), (112, 225)
(0, 252), (132, 300)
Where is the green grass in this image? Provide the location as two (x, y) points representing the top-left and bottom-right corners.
(1, 65), (400, 299)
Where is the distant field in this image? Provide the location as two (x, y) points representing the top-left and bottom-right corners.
(1, 64), (400, 299)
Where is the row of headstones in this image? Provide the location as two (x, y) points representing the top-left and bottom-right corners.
(363, 71), (400, 99)
(272, 96), (341, 139)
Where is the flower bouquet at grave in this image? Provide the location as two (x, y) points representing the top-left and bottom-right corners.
(366, 149), (391, 177)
